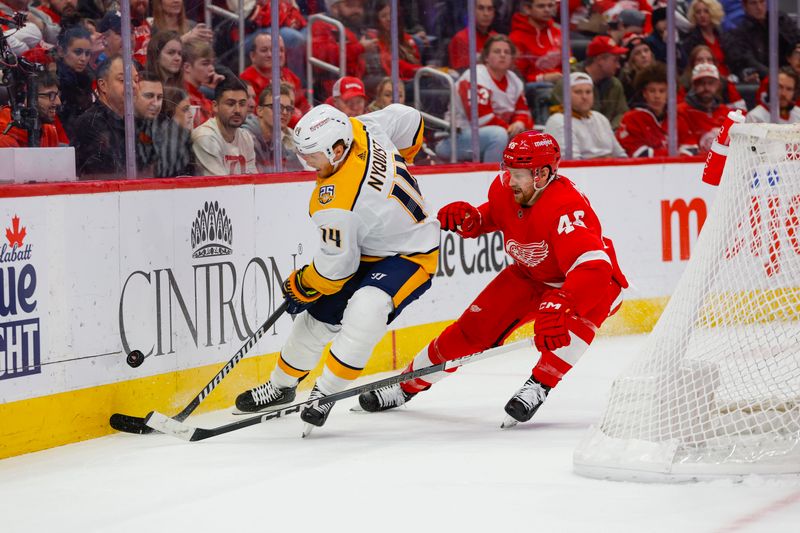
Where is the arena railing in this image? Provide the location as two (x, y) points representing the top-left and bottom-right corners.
(306, 14), (346, 107)
(204, 0), (246, 74)
(413, 67), (457, 163)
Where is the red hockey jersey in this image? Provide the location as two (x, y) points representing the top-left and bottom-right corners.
(476, 175), (626, 312)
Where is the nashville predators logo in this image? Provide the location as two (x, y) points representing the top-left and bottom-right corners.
(506, 239), (549, 268)
(319, 184), (335, 205)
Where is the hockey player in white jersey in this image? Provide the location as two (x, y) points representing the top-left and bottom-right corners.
(234, 103), (439, 434)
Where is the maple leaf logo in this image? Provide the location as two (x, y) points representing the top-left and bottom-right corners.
(6, 215), (26, 247)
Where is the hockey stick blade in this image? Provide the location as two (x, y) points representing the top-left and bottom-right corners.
(109, 413), (154, 434)
(147, 339), (533, 442)
(109, 301), (288, 435)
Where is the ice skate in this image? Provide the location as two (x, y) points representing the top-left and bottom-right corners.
(235, 380), (296, 413)
(501, 375), (550, 429)
(357, 384), (416, 412)
(300, 384), (335, 437)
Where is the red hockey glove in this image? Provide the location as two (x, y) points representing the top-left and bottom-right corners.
(282, 266), (322, 315)
(534, 290), (573, 352)
(437, 201), (482, 238)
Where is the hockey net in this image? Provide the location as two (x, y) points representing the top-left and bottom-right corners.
(574, 123), (800, 482)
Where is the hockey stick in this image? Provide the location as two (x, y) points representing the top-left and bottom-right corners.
(109, 301), (289, 434)
(145, 338), (533, 441)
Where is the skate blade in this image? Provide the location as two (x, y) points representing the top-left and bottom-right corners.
(301, 423), (315, 438)
(349, 405), (367, 413)
(500, 415), (519, 429)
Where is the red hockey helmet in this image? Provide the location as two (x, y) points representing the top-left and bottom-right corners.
(502, 131), (561, 173)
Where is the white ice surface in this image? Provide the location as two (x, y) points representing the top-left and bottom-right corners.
(3, 335), (800, 533)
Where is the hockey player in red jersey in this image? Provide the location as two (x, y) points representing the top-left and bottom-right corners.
(359, 131), (628, 427)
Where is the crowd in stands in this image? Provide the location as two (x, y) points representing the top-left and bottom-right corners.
(1, 0), (799, 179)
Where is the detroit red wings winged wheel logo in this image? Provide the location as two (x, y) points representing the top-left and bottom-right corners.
(506, 239), (549, 268)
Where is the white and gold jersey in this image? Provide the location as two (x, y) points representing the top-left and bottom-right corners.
(301, 106), (440, 295)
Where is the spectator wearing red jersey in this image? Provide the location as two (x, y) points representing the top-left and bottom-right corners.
(677, 63), (732, 154)
(681, 0), (730, 77)
(448, 0), (497, 72)
(370, 0), (421, 81)
(131, 0), (152, 66)
(240, 32), (311, 127)
(509, 0), (561, 84)
(679, 44), (745, 110)
(745, 68), (800, 124)
(437, 35), (532, 163)
(182, 39), (222, 128)
(617, 63), (685, 157)
(245, 0), (307, 84)
(311, 0), (373, 98)
(0, 71), (62, 147)
(787, 42), (800, 105)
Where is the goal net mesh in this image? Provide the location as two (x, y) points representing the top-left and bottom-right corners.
(573, 123), (800, 481)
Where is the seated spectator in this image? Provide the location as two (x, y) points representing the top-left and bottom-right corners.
(243, 82), (302, 172)
(745, 68), (800, 124)
(369, 0), (421, 81)
(438, 34), (532, 163)
(448, 0), (497, 72)
(1, 0), (45, 53)
(677, 63), (732, 154)
(243, 0), (307, 83)
(367, 76), (405, 112)
(720, 0), (745, 31)
(509, 0), (562, 83)
(545, 72), (627, 160)
(97, 11), (122, 62)
(192, 76), (256, 176)
(150, 0), (213, 43)
(56, 25), (94, 142)
(681, 0), (730, 77)
(133, 72), (164, 176)
(30, 0), (78, 44)
(608, 9), (647, 46)
(787, 42), (800, 104)
(645, 6), (686, 68)
(146, 30), (184, 89)
(619, 34), (656, 103)
(153, 86), (194, 176)
(552, 36), (629, 128)
(131, 0), (152, 66)
(312, 0), (372, 97)
(617, 63), (688, 157)
(679, 44), (746, 110)
(722, 0), (800, 83)
(182, 39), (222, 128)
(239, 31), (310, 127)
(74, 56), (140, 179)
(0, 71), (61, 147)
(327, 76), (366, 116)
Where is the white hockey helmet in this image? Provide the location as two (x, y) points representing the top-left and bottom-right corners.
(292, 104), (354, 167)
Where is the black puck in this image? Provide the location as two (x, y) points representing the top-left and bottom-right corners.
(126, 349), (145, 368)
